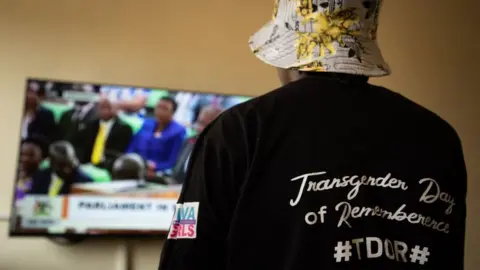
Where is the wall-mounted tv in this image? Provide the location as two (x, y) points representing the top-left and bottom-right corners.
(9, 78), (251, 236)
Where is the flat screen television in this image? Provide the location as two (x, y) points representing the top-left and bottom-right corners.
(9, 78), (251, 237)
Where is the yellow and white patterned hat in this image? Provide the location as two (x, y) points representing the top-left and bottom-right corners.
(248, 0), (390, 77)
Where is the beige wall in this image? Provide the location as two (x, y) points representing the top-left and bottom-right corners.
(0, 0), (478, 269)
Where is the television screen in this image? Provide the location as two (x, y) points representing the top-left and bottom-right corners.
(9, 78), (251, 236)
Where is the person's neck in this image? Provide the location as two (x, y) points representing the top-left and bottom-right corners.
(20, 168), (36, 179)
(302, 71), (369, 83)
(25, 106), (38, 115)
(101, 117), (114, 123)
(155, 120), (170, 132)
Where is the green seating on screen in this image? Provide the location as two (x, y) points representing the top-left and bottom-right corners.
(79, 164), (112, 182)
(39, 159), (49, 169)
(146, 90), (169, 108)
(186, 127), (196, 138)
(118, 113), (144, 134)
(41, 102), (73, 122)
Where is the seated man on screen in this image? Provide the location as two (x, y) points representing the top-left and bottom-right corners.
(15, 135), (49, 202)
(58, 84), (146, 143)
(127, 97), (186, 177)
(22, 81), (57, 143)
(171, 105), (223, 184)
(29, 141), (93, 196)
(76, 98), (133, 172)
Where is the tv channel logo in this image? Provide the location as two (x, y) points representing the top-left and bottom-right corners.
(33, 200), (52, 217)
(168, 202), (199, 239)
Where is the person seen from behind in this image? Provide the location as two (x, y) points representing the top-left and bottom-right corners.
(159, 0), (467, 269)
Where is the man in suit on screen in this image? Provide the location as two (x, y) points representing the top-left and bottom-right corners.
(29, 141), (92, 196)
(171, 105), (223, 183)
(58, 85), (147, 153)
(22, 81), (57, 144)
(76, 98), (133, 172)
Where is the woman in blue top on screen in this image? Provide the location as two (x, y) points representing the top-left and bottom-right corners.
(127, 96), (186, 176)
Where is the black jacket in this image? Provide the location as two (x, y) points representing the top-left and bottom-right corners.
(27, 107), (57, 143)
(58, 105), (98, 144)
(171, 137), (197, 184)
(76, 117), (133, 171)
(159, 74), (467, 270)
(29, 168), (93, 195)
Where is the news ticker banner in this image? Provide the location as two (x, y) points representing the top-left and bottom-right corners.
(16, 195), (177, 233)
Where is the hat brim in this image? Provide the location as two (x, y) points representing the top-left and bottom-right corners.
(248, 20), (299, 69)
(248, 20), (391, 77)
